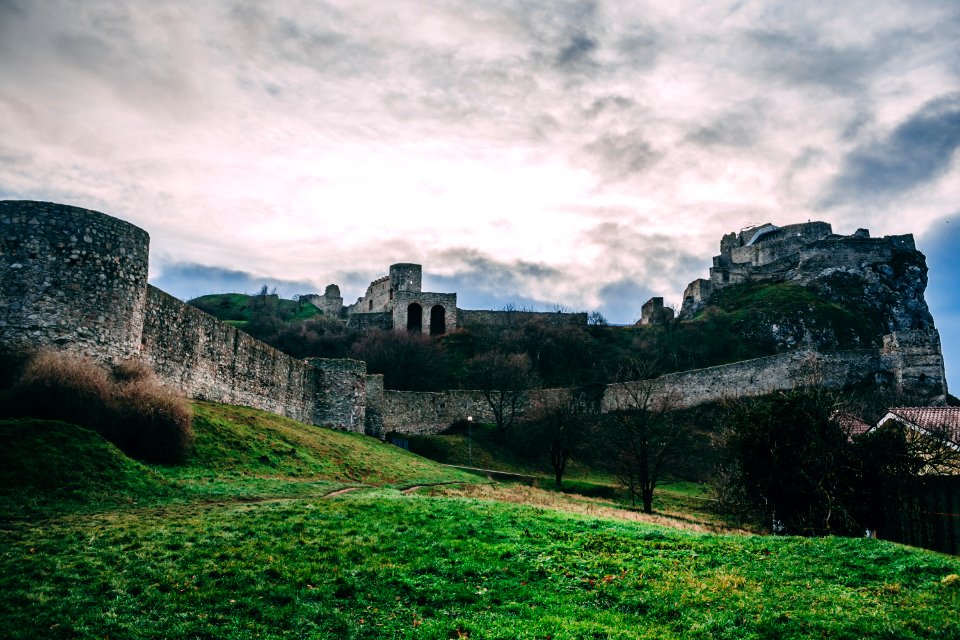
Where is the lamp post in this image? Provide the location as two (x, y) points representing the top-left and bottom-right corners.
(467, 416), (473, 467)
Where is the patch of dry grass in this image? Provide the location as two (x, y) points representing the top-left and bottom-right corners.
(424, 482), (754, 535)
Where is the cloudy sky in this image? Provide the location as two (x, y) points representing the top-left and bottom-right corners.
(1, 0), (958, 388)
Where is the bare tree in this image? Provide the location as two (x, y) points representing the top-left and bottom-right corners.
(466, 351), (536, 438)
(603, 361), (685, 513)
(524, 386), (603, 488)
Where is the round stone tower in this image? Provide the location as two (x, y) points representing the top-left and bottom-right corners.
(389, 263), (422, 294)
(0, 201), (150, 362)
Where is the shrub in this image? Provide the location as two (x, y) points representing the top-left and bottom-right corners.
(3, 350), (193, 464)
(111, 359), (155, 383)
(6, 350), (114, 427)
(110, 377), (193, 464)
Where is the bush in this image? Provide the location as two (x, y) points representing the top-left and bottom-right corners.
(110, 377), (194, 464)
(2, 350), (193, 464)
(6, 350), (114, 427)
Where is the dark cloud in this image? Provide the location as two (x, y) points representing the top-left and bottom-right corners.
(582, 131), (659, 179)
(556, 33), (598, 68)
(582, 95), (635, 120)
(150, 263), (318, 302)
(613, 27), (660, 70)
(425, 250), (567, 310)
(687, 106), (763, 148)
(827, 93), (960, 202)
(745, 28), (892, 91)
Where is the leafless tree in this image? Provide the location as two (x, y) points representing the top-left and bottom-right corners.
(524, 386), (603, 488)
(466, 351), (536, 438)
(604, 362), (687, 513)
(603, 361), (685, 513)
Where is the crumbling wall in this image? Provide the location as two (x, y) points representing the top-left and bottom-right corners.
(394, 292), (458, 334)
(880, 330), (948, 404)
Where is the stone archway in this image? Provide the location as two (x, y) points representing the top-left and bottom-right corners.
(430, 305), (446, 335)
(407, 303), (423, 332)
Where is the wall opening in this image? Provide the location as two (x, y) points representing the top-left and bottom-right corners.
(430, 305), (446, 335)
(368, 300), (373, 311)
(407, 303), (423, 332)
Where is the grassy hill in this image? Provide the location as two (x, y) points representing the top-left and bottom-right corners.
(1, 403), (958, 639)
(188, 292), (323, 328)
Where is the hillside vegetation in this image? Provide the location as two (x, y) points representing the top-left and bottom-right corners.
(1, 402), (958, 639)
(189, 280), (883, 392)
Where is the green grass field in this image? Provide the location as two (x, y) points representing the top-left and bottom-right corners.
(1, 404), (958, 639)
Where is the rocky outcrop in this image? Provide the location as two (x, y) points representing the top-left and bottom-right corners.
(678, 221), (946, 402)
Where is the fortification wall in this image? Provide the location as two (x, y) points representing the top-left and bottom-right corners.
(0, 200), (149, 363)
(141, 286), (323, 425)
(376, 348), (885, 435)
(880, 330), (948, 403)
(346, 311), (393, 331)
(458, 309), (588, 328)
(394, 292), (458, 333)
(603, 349), (881, 412)
(795, 235), (915, 276)
(390, 263), (422, 294)
(306, 358), (367, 432)
(365, 374), (385, 437)
(380, 389), (493, 435)
(0, 200), (368, 432)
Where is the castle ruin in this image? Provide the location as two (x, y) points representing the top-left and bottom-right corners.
(0, 201), (949, 440)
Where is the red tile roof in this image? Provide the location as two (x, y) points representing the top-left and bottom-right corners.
(836, 412), (872, 439)
(884, 407), (960, 445)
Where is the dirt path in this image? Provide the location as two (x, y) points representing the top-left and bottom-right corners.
(321, 486), (366, 499)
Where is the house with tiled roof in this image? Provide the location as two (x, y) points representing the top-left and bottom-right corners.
(876, 407), (960, 450)
(867, 407), (960, 475)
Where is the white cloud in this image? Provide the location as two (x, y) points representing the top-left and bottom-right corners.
(0, 0), (957, 328)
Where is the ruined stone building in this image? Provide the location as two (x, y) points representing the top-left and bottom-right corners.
(343, 263), (458, 335)
(302, 263), (587, 333)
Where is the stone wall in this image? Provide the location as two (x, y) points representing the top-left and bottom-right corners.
(142, 286), (322, 425)
(380, 389), (494, 435)
(394, 292), (458, 334)
(603, 349), (881, 412)
(346, 311), (393, 331)
(0, 201), (149, 363)
(880, 330), (948, 404)
(458, 309), (588, 328)
(364, 374), (385, 437)
(307, 358), (367, 432)
(374, 348), (888, 435)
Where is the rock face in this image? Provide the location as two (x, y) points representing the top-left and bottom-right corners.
(678, 221), (946, 402)
(682, 223), (932, 328)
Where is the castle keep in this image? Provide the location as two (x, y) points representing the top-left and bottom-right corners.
(0, 201), (949, 439)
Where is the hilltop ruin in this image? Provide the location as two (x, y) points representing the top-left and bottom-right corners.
(0, 201), (949, 440)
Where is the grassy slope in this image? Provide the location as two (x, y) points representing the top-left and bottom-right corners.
(188, 293), (323, 324)
(0, 419), (178, 521)
(1, 404), (958, 639)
